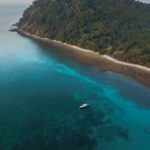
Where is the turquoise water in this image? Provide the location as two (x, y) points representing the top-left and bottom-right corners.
(0, 4), (150, 150)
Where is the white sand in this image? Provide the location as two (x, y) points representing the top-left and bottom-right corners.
(21, 30), (150, 73)
(102, 55), (150, 72)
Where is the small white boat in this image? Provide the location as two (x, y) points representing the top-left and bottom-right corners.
(9, 26), (18, 32)
(80, 103), (89, 109)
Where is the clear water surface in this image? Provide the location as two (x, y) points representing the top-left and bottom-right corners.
(0, 4), (150, 150)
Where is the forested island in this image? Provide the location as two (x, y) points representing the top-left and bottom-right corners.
(18, 0), (150, 67)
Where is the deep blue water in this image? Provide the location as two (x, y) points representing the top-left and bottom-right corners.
(0, 4), (150, 150)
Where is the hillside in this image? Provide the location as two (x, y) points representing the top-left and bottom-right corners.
(18, 0), (150, 67)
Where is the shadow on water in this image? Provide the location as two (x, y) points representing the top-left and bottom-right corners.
(21, 34), (150, 109)
(17, 33), (95, 71)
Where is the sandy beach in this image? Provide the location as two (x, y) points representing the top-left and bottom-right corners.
(17, 29), (150, 87)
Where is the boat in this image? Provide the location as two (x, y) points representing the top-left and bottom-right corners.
(9, 27), (18, 32)
(80, 103), (89, 109)
(9, 24), (18, 32)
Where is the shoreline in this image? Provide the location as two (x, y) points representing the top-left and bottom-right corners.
(16, 29), (150, 88)
(102, 55), (150, 72)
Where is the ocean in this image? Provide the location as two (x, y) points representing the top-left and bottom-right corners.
(0, 4), (150, 150)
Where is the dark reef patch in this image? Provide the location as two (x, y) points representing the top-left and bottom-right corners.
(97, 125), (130, 141)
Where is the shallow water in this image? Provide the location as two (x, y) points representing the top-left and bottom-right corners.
(0, 4), (150, 150)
